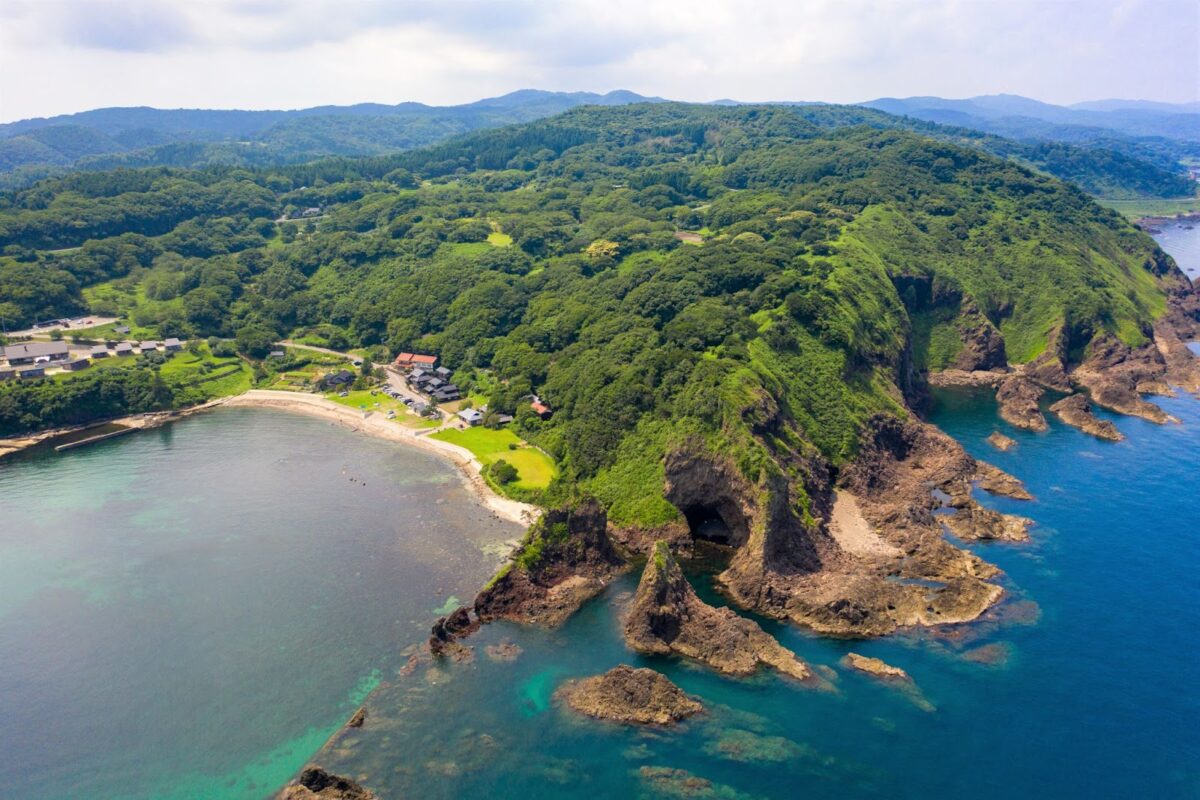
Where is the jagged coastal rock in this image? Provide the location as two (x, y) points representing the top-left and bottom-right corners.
(841, 653), (935, 712)
(429, 606), (479, 657)
(973, 461), (1034, 501)
(278, 767), (375, 800)
(1049, 394), (1123, 441)
(995, 375), (1048, 431)
(986, 431), (1017, 451)
(624, 542), (814, 681)
(474, 499), (628, 626)
(557, 665), (703, 725)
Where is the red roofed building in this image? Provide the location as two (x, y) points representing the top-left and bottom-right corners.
(393, 352), (438, 368)
(530, 400), (552, 419)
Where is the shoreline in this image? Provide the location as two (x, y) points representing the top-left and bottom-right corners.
(218, 390), (540, 527)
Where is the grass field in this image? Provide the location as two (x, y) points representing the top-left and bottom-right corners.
(487, 231), (513, 246)
(325, 389), (438, 428)
(1099, 196), (1200, 219)
(430, 426), (557, 490)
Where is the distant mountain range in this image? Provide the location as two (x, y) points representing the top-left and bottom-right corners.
(861, 93), (1200, 142)
(1, 89), (1196, 199)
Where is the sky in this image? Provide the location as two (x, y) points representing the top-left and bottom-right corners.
(0, 0), (1197, 122)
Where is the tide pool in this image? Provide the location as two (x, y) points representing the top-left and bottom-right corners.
(0, 409), (520, 800)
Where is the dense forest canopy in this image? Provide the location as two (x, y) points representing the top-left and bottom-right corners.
(1, 103), (1190, 525)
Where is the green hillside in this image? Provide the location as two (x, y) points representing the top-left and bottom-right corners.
(1, 105), (1190, 525)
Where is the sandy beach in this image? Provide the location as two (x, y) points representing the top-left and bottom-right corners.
(219, 390), (540, 526)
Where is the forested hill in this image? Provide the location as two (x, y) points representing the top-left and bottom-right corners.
(1, 91), (1194, 202)
(0, 90), (662, 187)
(1, 104), (1192, 520)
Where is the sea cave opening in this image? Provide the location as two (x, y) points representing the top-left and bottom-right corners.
(683, 504), (737, 545)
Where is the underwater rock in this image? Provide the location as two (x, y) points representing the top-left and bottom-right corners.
(1049, 394), (1123, 441)
(995, 375), (1048, 431)
(842, 653), (935, 712)
(636, 766), (755, 799)
(484, 639), (523, 662)
(961, 642), (1012, 667)
(624, 542), (814, 681)
(701, 728), (805, 764)
(558, 664), (703, 726)
(278, 767), (375, 800)
(986, 431), (1017, 451)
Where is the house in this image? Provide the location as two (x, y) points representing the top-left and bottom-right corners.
(139, 341), (158, 353)
(114, 342), (135, 356)
(495, 414), (514, 425)
(114, 325), (131, 335)
(0, 367), (14, 380)
(268, 350), (285, 359)
(530, 399), (552, 419)
(163, 337), (183, 352)
(299, 207), (323, 218)
(17, 365), (45, 379)
(320, 369), (355, 389)
(435, 366), (452, 378)
(393, 352), (439, 369)
(457, 408), (484, 426)
(62, 357), (90, 372)
(1, 341), (70, 366)
(90, 345), (110, 359)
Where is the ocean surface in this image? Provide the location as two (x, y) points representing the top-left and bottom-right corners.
(0, 409), (521, 800)
(1153, 218), (1200, 278)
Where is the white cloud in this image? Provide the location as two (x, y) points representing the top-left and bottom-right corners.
(0, 0), (1196, 121)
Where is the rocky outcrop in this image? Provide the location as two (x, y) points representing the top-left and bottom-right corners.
(986, 431), (1016, 451)
(279, 767), (375, 800)
(1049, 394), (1123, 441)
(951, 300), (1008, 371)
(346, 707), (366, 728)
(474, 498), (628, 626)
(557, 665), (703, 725)
(927, 369), (1006, 388)
(624, 542), (814, 681)
(429, 606), (479, 656)
(1025, 348), (1072, 392)
(973, 461), (1033, 500)
(1069, 334), (1174, 423)
(995, 375), (1048, 431)
(941, 503), (1032, 542)
(841, 653), (934, 712)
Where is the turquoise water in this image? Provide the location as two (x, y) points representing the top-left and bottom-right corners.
(311, 388), (1200, 799)
(0, 409), (520, 800)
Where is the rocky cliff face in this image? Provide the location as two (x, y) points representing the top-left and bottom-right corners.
(951, 299), (1008, 372)
(474, 498), (628, 626)
(624, 541), (814, 681)
(995, 375), (1048, 431)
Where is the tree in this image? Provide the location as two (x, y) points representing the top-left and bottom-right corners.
(234, 324), (276, 358)
(490, 459), (518, 485)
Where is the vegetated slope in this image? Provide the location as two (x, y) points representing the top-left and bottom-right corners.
(2, 103), (1188, 487)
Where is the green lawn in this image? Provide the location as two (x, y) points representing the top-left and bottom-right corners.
(487, 231), (513, 246)
(431, 426), (557, 490)
(1099, 196), (1200, 219)
(325, 389), (438, 428)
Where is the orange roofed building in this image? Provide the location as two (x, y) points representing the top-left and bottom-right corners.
(393, 352), (438, 368)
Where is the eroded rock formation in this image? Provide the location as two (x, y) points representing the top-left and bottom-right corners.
(841, 653), (935, 712)
(624, 541), (814, 680)
(557, 664), (703, 725)
(986, 431), (1016, 451)
(1049, 393), (1123, 441)
(995, 375), (1048, 431)
(474, 499), (628, 626)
